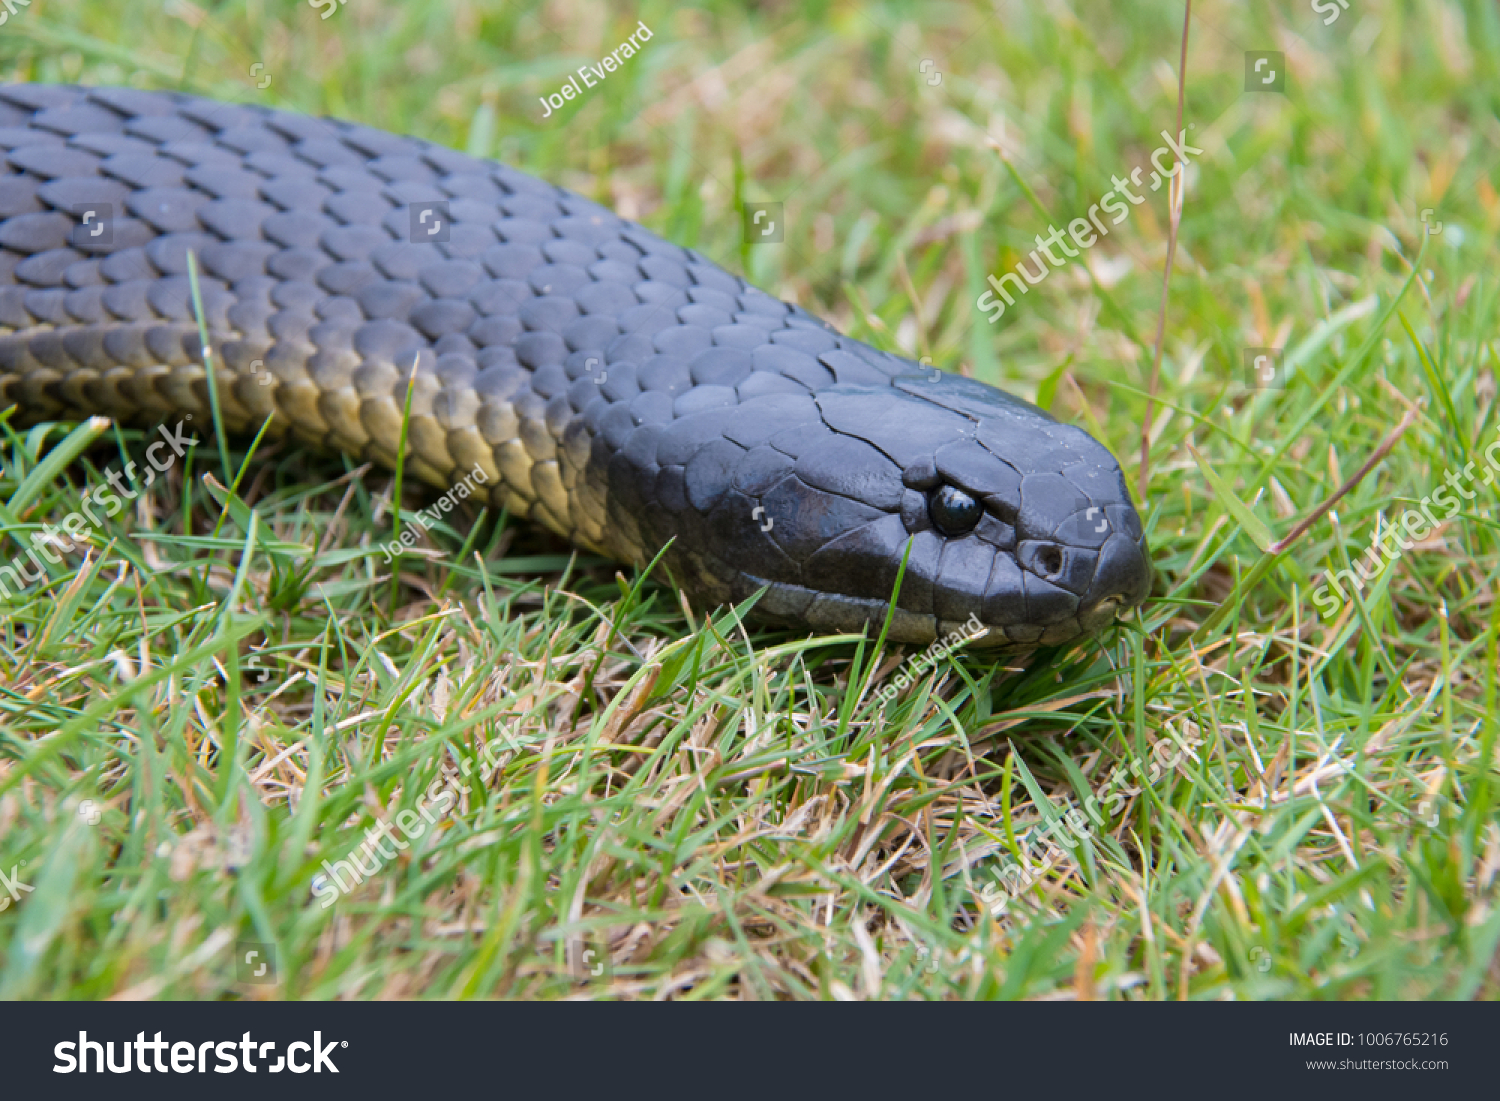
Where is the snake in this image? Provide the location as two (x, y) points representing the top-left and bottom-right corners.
(0, 84), (1151, 648)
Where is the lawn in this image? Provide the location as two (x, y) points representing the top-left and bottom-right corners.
(0, 0), (1496, 999)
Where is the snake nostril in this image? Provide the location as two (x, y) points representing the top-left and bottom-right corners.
(1037, 546), (1063, 576)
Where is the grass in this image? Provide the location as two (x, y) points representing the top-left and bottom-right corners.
(0, 0), (1497, 1000)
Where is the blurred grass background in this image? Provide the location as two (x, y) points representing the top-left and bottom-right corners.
(0, 0), (1496, 999)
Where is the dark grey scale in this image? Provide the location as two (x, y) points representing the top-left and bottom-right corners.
(440, 173), (506, 203)
(1022, 570), (1078, 624)
(540, 240), (599, 268)
(0, 211), (74, 253)
(100, 281), (154, 322)
(64, 285), (108, 324)
(419, 261), (484, 299)
(145, 275), (227, 322)
(561, 313), (619, 353)
(380, 179), (444, 212)
(519, 298), (579, 337)
(435, 223), (496, 261)
(685, 286), (740, 313)
(754, 345), (833, 392)
(676, 303), (732, 331)
(301, 143), (370, 172)
(794, 435), (905, 511)
(315, 295), (364, 325)
(438, 198), (495, 226)
(123, 113), (208, 147)
(420, 147), (491, 178)
(185, 165), (263, 200)
(0, 177), (45, 219)
(370, 241), (438, 282)
(122, 187), (203, 234)
(689, 347), (752, 389)
(0, 86), (80, 109)
(198, 240), (277, 283)
(337, 122), (417, 160)
(432, 332), (476, 358)
(604, 333), (653, 368)
(244, 153), (319, 181)
(767, 420), (836, 460)
(494, 217), (552, 246)
(769, 327), (840, 356)
(262, 210), (329, 248)
(709, 324), (771, 352)
(37, 175), (131, 212)
(215, 125), (293, 157)
(260, 176), (332, 212)
(685, 263), (742, 296)
(469, 312), (522, 349)
(8, 145), (103, 180)
(410, 298), (477, 340)
(576, 280), (637, 317)
(99, 153), (187, 191)
(315, 259), (380, 297)
(192, 198), (275, 241)
(32, 104), (130, 137)
(730, 313), (783, 333)
(0, 85), (1151, 648)
(947, 544), (1014, 625)
(482, 242), (544, 280)
(499, 195), (564, 222)
(143, 232), (214, 276)
(529, 263), (590, 298)
(357, 279), (427, 321)
(0, 284), (29, 328)
(175, 97), (264, 131)
(817, 350), (893, 388)
(652, 324), (712, 360)
(552, 216), (619, 248)
(16, 248), (84, 286)
(588, 256), (636, 285)
(0, 134), (65, 161)
(630, 284), (689, 314)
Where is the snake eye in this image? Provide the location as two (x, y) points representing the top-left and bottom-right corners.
(928, 485), (982, 536)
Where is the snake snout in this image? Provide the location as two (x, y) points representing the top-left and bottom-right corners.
(1076, 530), (1154, 630)
(1023, 492), (1152, 635)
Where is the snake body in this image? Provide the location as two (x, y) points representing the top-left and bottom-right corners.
(0, 85), (1151, 647)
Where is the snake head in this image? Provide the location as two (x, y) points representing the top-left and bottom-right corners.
(609, 362), (1150, 650)
(852, 372), (1154, 648)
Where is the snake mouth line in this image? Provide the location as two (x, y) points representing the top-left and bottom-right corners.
(735, 570), (1136, 650)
